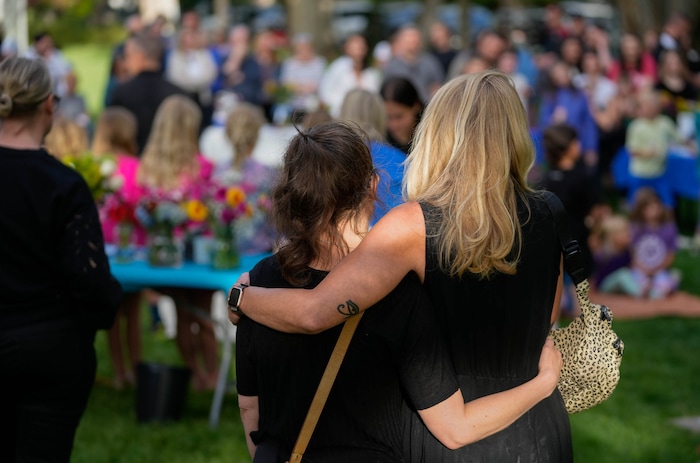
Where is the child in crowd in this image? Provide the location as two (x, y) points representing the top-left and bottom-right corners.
(92, 107), (143, 389)
(43, 116), (88, 160)
(138, 95), (219, 391)
(222, 103), (278, 254)
(628, 188), (681, 299)
(625, 90), (677, 206)
(589, 214), (635, 294)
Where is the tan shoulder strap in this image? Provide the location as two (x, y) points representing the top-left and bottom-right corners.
(288, 313), (364, 463)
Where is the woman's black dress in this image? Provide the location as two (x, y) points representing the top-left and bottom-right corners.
(405, 192), (573, 463)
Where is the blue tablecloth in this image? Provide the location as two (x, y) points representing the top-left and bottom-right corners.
(110, 253), (269, 293)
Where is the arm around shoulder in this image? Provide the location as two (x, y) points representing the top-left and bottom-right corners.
(239, 202), (426, 333)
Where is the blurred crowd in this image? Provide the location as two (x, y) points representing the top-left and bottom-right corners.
(6, 3), (700, 382)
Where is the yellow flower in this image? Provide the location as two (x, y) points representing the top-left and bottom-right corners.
(226, 187), (246, 207)
(245, 204), (254, 218)
(184, 199), (208, 222)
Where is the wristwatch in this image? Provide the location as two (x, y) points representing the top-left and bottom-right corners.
(228, 283), (249, 314)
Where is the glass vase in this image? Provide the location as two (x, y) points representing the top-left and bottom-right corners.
(147, 223), (183, 268)
(114, 222), (135, 263)
(211, 222), (240, 270)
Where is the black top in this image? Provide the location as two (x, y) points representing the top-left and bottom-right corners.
(108, 70), (187, 154)
(0, 146), (122, 331)
(540, 166), (600, 276)
(405, 192), (573, 463)
(236, 256), (458, 463)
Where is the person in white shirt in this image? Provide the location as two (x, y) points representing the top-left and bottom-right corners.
(318, 34), (382, 118)
(280, 33), (326, 116)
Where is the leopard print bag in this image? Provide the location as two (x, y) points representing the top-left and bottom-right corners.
(545, 193), (624, 414)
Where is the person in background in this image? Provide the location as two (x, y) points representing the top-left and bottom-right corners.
(497, 48), (531, 112)
(590, 214), (634, 294)
(318, 34), (381, 118)
(253, 30), (282, 121)
(0, 56), (121, 462)
(625, 90), (677, 206)
(215, 24), (264, 107)
(383, 25), (444, 101)
(429, 21), (457, 77)
(280, 33), (326, 121)
(379, 76), (423, 154)
(628, 187), (681, 299)
(235, 121), (562, 462)
(91, 107), (143, 390)
(108, 33), (186, 154)
(607, 33), (657, 93)
(539, 60), (599, 167)
(43, 117), (88, 160)
(540, 124), (604, 314)
(559, 36), (584, 78)
(104, 14), (143, 106)
(448, 29), (507, 80)
(233, 71), (574, 462)
(655, 49), (698, 121)
(165, 27), (218, 127)
(221, 103), (278, 255)
(24, 32), (72, 98)
(338, 88), (405, 222)
(56, 72), (90, 131)
(137, 95), (219, 391)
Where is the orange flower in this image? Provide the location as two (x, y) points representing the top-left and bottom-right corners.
(184, 199), (208, 222)
(226, 187), (246, 207)
(245, 204), (254, 217)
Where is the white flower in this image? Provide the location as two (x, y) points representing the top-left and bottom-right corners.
(99, 158), (117, 176)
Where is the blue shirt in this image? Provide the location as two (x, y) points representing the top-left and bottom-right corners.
(370, 141), (405, 224)
(538, 88), (599, 153)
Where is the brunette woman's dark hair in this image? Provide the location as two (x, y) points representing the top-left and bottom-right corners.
(272, 121), (376, 286)
(380, 76), (422, 110)
(629, 187), (674, 224)
(543, 124), (578, 168)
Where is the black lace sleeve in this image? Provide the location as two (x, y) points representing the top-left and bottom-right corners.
(57, 177), (122, 330)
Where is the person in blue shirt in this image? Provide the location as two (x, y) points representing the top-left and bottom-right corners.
(539, 60), (599, 168)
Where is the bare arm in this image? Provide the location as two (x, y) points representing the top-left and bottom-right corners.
(418, 339), (562, 449)
(238, 394), (259, 458)
(238, 202), (427, 333)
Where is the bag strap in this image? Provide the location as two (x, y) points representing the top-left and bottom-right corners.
(289, 312), (364, 463)
(542, 192), (587, 285)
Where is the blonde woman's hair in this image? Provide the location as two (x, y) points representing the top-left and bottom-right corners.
(138, 95), (201, 190)
(92, 107), (138, 156)
(338, 88), (386, 142)
(44, 117), (89, 159)
(224, 102), (265, 169)
(0, 57), (52, 119)
(405, 70), (535, 278)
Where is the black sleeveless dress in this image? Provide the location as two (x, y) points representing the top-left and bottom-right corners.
(405, 192), (573, 462)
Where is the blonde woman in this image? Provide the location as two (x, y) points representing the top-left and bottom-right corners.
(222, 102), (278, 254)
(0, 57), (121, 461)
(138, 95), (219, 391)
(232, 71), (573, 461)
(44, 116), (88, 160)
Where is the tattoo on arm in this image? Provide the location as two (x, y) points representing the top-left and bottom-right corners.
(337, 299), (360, 317)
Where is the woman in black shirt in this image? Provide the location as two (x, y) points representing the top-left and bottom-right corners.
(0, 57), (121, 462)
(234, 122), (562, 462)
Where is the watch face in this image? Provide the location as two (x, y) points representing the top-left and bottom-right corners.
(228, 287), (242, 308)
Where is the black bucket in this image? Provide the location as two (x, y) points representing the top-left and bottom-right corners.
(135, 362), (191, 423)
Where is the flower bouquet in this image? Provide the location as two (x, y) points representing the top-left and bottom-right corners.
(62, 153), (121, 203)
(102, 192), (137, 262)
(136, 190), (189, 267)
(206, 184), (252, 270)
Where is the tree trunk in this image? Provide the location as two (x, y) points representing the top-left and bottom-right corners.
(213, 0), (229, 28)
(420, 0), (442, 44)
